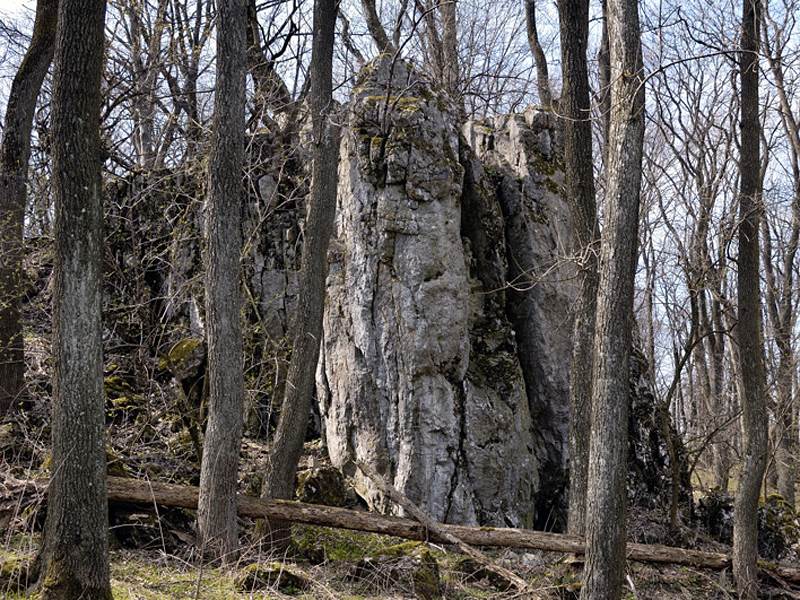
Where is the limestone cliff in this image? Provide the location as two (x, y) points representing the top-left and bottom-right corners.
(316, 58), (571, 527)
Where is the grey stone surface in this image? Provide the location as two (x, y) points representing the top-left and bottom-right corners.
(316, 58), (573, 526)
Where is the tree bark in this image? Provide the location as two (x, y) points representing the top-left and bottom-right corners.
(556, 0), (599, 537)
(526, 0), (553, 108)
(440, 0), (460, 103)
(0, 0), (59, 418)
(197, 0), (248, 564)
(733, 0), (769, 597)
(37, 1), (112, 598)
(597, 0), (611, 152)
(581, 0), (644, 597)
(259, 0), (340, 543)
(361, 0), (394, 53)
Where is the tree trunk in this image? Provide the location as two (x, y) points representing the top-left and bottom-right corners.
(556, 0), (599, 537)
(196, 0), (248, 564)
(259, 0), (340, 543)
(37, 1), (112, 598)
(361, 0), (393, 53)
(775, 350), (796, 506)
(0, 0), (59, 418)
(732, 0), (769, 596)
(597, 0), (611, 153)
(440, 0), (460, 105)
(711, 299), (731, 491)
(526, 0), (553, 108)
(581, 0), (644, 597)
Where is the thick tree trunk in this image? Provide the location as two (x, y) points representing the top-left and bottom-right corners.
(37, 1), (112, 598)
(557, 0), (599, 537)
(197, 0), (248, 564)
(259, 0), (339, 542)
(733, 0), (769, 597)
(0, 0), (59, 418)
(581, 0), (644, 597)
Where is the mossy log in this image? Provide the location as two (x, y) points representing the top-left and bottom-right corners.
(10, 476), (800, 584)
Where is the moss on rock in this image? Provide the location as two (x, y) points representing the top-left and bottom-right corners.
(234, 562), (310, 595)
(295, 466), (347, 507)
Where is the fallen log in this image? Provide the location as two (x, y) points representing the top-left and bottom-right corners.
(8, 476), (800, 584)
(354, 460), (530, 592)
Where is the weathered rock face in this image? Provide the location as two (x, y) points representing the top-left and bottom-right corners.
(627, 348), (693, 514)
(464, 112), (575, 528)
(317, 58), (569, 527)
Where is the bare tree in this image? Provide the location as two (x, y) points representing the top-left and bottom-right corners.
(197, 0), (248, 563)
(732, 0), (769, 596)
(0, 0), (58, 417)
(36, 0), (112, 597)
(361, 0), (394, 53)
(525, 0), (552, 107)
(259, 0), (340, 545)
(761, 1), (800, 507)
(581, 0), (645, 596)
(557, 0), (599, 537)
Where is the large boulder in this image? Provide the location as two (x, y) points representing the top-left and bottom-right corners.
(317, 58), (571, 527)
(316, 58), (688, 531)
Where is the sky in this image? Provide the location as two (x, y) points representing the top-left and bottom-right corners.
(0, 0), (27, 16)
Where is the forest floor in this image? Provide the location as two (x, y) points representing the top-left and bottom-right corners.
(1, 415), (794, 599)
(1, 526), (752, 600)
(0, 325), (798, 599)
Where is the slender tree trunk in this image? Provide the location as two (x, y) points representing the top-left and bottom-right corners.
(259, 0), (340, 544)
(37, 1), (111, 598)
(775, 352), (796, 505)
(196, 0), (248, 563)
(732, 0), (768, 596)
(526, 0), (553, 108)
(597, 0), (611, 152)
(711, 299), (731, 491)
(557, 0), (599, 537)
(0, 0), (59, 418)
(361, 0), (393, 53)
(580, 0), (644, 596)
(440, 0), (460, 104)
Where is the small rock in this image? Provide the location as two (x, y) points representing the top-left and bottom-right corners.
(234, 562), (310, 595)
(295, 466), (347, 507)
(0, 423), (15, 450)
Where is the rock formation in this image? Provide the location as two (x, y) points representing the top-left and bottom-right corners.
(316, 57), (573, 527)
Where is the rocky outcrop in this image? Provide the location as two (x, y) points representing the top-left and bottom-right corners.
(464, 111), (575, 528)
(627, 348), (693, 514)
(316, 58), (569, 527)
